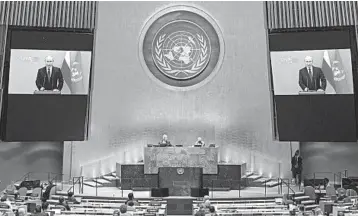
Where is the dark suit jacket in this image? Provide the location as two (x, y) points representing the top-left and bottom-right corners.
(35, 66), (64, 91)
(291, 156), (303, 172)
(125, 199), (138, 205)
(57, 202), (70, 211)
(298, 66), (326, 91)
(42, 184), (55, 200)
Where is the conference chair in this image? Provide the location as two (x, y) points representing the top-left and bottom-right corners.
(49, 186), (57, 199)
(18, 187), (27, 197)
(325, 185), (336, 199)
(304, 186), (316, 200)
(282, 193), (294, 206)
(31, 187), (42, 198)
(346, 189), (358, 197)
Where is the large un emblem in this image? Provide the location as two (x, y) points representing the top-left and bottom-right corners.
(152, 22), (211, 80)
(139, 6), (224, 90)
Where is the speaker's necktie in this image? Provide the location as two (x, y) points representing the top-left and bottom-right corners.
(47, 68), (51, 81)
(308, 68), (312, 80)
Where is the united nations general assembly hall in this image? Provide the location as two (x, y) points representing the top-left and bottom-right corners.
(0, 1), (358, 216)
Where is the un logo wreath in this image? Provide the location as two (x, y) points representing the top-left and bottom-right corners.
(139, 6), (224, 89)
(154, 33), (208, 76)
(177, 168), (184, 175)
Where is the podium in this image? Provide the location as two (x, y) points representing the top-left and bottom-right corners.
(34, 90), (61, 95)
(144, 147), (218, 174)
(158, 167), (202, 196)
(298, 91), (325, 95)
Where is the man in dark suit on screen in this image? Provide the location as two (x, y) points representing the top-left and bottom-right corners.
(298, 56), (326, 92)
(35, 56), (64, 92)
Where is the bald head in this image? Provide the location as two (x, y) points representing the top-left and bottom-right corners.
(304, 56), (313, 67)
(203, 195), (210, 202)
(163, 134), (167, 140)
(45, 56), (54, 67)
(198, 137), (202, 141)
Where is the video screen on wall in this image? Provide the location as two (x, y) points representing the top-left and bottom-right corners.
(8, 49), (91, 95)
(269, 30), (357, 142)
(1, 29), (94, 141)
(271, 49), (354, 95)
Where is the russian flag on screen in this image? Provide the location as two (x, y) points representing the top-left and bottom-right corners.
(321, 50), (348, 94)
(61, 51), (85, 94)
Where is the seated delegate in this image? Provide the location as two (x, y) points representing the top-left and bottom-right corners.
(158, 134), (172, 147)
(193, 137), (205, 147)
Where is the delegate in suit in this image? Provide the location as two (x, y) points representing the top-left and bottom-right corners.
(298, 56), (326, 92)
(159, 134), (172, 147)
(291, 150), (303, 185)
(35, 56), (64, 91)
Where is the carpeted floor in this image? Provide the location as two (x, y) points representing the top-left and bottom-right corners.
(166, 198), (193, 215)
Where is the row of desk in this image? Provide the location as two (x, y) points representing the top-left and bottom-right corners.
(1, 197), (168, 216)
(193, 201), (290, 215)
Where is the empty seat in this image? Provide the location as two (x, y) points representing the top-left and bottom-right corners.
(18, 187), (27, 197)
(304, 186), (316, 200)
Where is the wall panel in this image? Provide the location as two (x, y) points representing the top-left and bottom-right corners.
(0, 1), (96, 189)
(62, 1), (299, 181)
(0, 142), (63, 189)
(0, 1), (97, 29)
(267, 1), (358, 180)
(266, 1), (358, 29)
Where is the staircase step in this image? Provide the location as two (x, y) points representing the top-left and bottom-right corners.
(83, 181), (103, 187)
(249, 177), (272, 187)
(247, 174), (262, 180)
(93, 178), (111, 184)
(245, 174), (262, 186)
(293, 191), (304, 196)
(102, 175), (118, 181)
(266, 180), (281, 187)
(255, 178), (271, 183)
(242, 171), (254, 178)
(305, 204), (319, 210)
(211, 187), (231, 191)
(293, 195), (309, 201)
(132, 187), (151, 191)
(301, 200), (315, 205)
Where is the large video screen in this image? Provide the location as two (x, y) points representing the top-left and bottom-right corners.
(271, 49), (354, 95)
(9, 50), (91, 95)
(1, 29), (94, 141)
(269, 29), (357, 142)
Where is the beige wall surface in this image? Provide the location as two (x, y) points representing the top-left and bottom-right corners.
(63, 1), (297, 179)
